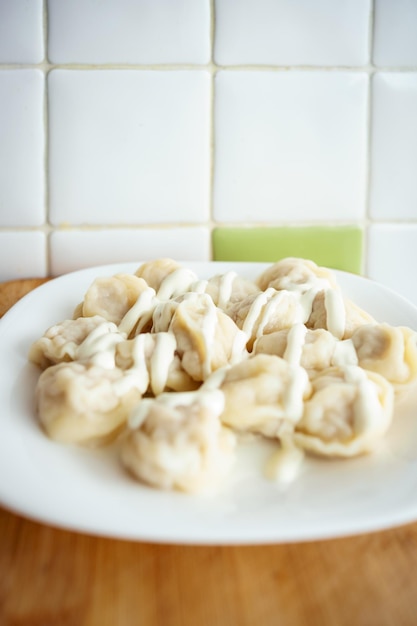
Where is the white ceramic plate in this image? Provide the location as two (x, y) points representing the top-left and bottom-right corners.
(1, 261), (417, 545)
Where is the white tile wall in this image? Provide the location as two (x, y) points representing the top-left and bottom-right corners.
(48, 0), (211, 65)
(0, 1), (417, 308)
(368, 225), (417, 306)
(0, 70), (45, 227)
(0, 232), (46, 281)
(0, 0), (44, 64)
(50, 228), (210, 275)
(48, 70), (211, 226)
(373, 0), (417, 67)
(215, 0), (371, 66)
(214, 70), (368, 223)
(370, 72), (417, 220)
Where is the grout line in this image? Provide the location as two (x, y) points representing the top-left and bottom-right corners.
(43, 0), (51, 275)
(1, 62), (417, 73)
(3, 219), (417, 234)
(362, 0), (376, 277)
(208, 0), (216, 260)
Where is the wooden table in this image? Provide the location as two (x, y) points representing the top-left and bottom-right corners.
(1, 279), (417, 626)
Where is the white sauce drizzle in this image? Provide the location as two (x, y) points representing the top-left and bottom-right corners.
(242, 288), (276, 340)
(324, 288), (346, 339)
(157, 268), (198, 300)
(332, 339), (358, 368)
(265, 442), (305, 483)
(283, 365), (309, 423)
(343, 366), (382, 435)
(199, 296), (219, 379)
(283, 323), (308, 366)
(128, 389), (225, 430)
(217, 271), (237, 309)
(150, 332), (177, 396)
(299, 288), (320, 323)
(118, 287), (156, 337)
(75, 322), (125, 369)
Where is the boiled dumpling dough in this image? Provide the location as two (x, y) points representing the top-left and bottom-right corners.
(80, 273), (150, 327)
(121, 390), (236, 493)
(168, 293), (247, 382)
(29, 315), (123, 370)
(351, 323), (417, 390)
(215, 354), (311, 438)
(35, 361), (142, 445)
(256, 257), (338, 293)
(203, 271), (260, 312)
(294, 365), (394, 457)
(253, 325), (358, 374)
(115, 332), (199, 395)
(135, 258), (198, 300)
(227, 288), (305, 351)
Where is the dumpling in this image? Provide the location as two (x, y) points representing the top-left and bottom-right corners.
(168, 293), (247, 382)
(29, 315), (124, 370)
(351, 323), (417, 391)
(80, 273), (151, 326)
(35, 362), (142, 445)
(211, 354), (311, 438)
(256, 257), (338, 293)
(135, 258), (182, 291)
(294, 365), (394, 457)
(307, 289), (375, 339)
(135, 258), (198, 300)
(115, 332), (199, 395)
(203, 271), (260, 312)
(227, 288), (305, 351)
(121, 389), (236, 493)
(253, 324), (358, 374)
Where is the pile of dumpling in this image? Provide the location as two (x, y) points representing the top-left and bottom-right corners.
(29, 257), (417, 493)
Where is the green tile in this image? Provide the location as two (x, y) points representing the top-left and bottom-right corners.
(212, 226), (363, 274)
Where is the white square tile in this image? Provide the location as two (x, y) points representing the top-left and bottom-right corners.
(370, 73), (417, 221)
(213, 71), (368, 223)
(368, 224), (417, 307)
(0, 70), (45, 227)
(215, 0), (371, 66)
(0, 0), (44, 63)
(48, 70), (210, 226)
(0, 232), (46, 281)
(373, 0), (417, 67)
(50, 228), (211, 275)
(48, 0), (210, 64)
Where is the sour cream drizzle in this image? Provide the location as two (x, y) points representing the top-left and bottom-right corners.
(118, 287), (156, 337)
(324, 288), (346, 340)
(128, 388), (225, 430)
(76, 322), (125, 369)
(343, 365), (383, 436)
(150, 332), (177, 396)
(283, 323), (308, 366)
(217, 271), (238, 309)
(156, 268), (198, 300)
